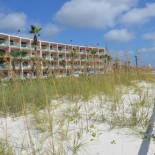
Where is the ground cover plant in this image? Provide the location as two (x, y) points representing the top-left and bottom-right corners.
(0, 68), (155, 154)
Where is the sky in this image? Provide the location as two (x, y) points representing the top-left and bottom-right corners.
(0, 0), (155, 67)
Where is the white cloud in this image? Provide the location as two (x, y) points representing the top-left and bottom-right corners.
(56, 0), (136, 28)
(104, 29), (134, 42)
(0, 12), (27, 30)
(140, 46), (155, 52)
(121, 3), (155, 25)
(143, 32), (155, 40)
(42, 24), (61, 36)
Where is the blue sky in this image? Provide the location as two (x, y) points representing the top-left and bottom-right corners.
(0, 0), (155, 67)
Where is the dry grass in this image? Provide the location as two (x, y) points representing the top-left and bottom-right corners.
(0, 69), (155, 154)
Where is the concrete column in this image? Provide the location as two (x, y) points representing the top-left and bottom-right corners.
(78, 46), (81, 74)
(19, 37), (23, 79)
(57, 44), (59, 75)
(8, 35), (12, 78)
(98, 48), (100, 73)
(39, 41), (43, 77)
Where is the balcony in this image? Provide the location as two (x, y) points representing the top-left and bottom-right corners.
(10, 42), (20, 48)
(23, 56), (31, 60)
(81, 59), (87, 62)
(45, 57), (51, 61)
(59, 57), (65, 61)
(74, 65), (81, 69)
(66, 50), (71, 53)
(0, 41), (9, 47)
(98, 52), (104, 56)
(66, 58), (71, 61)
(43, 65), (49, 69)
(53, 58), (58, 61)
(80, 50), (86, 54)
(14, 65), (20, 70)
(59, 49), (66, 53)
(81, 66), (85, 69)
(74, 58), (80, 61)
(50, 48), (57, 52)
(66, 65), (71, 68)
(53, 65), (59, 69)
(0, 64), (9, 70)
(49, 65), (54, 69)
(31, 45), (40, 50)
(23, 65), (31, 69)
(59, 66), (66, 69)
(42, 47), (50, 52)
(21, 44), (31, 50)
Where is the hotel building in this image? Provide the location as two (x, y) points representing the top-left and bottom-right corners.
(0, 33), (111, 79)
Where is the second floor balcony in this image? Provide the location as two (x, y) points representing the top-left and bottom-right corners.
(0, 63), (9, 70)
(0, 40), (9, 47)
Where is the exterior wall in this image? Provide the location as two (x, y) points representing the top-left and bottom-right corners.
(0, 33), (111, 79)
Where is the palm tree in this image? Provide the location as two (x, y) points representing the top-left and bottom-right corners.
(31, 56), (38, 77)
(0, 50), (6, 68)
(0, 50), (5, 57)
(10, 51), (27, 78)
(69, 49), (77, 75)
(42, 58), (51, 77)
(29, 25), (42, 77)
(91, 49), (97, 74)
(0, 50), (8, 78)
(29, 25), (42, 50)
(102, 54), (112, 73)
(60, 59), (66, 75)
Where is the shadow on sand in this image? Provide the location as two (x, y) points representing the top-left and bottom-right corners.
(138, 100), (155, 155)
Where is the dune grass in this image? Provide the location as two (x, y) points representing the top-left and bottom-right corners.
(0, 69), (155, 154)
(0, 139), (14, 155)
(0, 69), (154, 115)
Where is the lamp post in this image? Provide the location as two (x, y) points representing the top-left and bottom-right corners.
(135, 49), (140, 68)
(135, 55), (138, 68)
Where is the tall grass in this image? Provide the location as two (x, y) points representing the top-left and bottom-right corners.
(0, 70), (154, 115)
(0, 69), (155, 154)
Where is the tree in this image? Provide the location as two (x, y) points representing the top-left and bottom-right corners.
(0, 50), (5, 57)
(29, 25), (42, 50)
(29, 25), (42, 77)
(102, 54), (112, 73)
(69, 49), (77, 75)
(90, 49), (97, 74)
(0, 50), (9, 78)
(60, 59), (66, 75)
(10, 51), (27, 78)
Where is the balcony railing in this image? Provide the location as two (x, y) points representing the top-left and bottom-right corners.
(81, 59), (87, 62)
(23, 65), (31, 69)
(45, 57), (51, 61)
(21, 45), (31, 50)
(80, 50), (86, 54)
(10, 42), (20, 48)
(58, 49), (66, 53)
(0, 41), (9, 47)
(53, 65), (59, 69)
(0, 64), (9, 70)
(59, 58), (65, 61)
(14, 65), (20, 69)
(23, 56), (31, 60)
(42, 47), (50, 52)
(31, 45), (40, 50)
(50, 48), (57, 52)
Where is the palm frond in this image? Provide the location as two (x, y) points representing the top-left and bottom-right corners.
(91, 49), (97, 55)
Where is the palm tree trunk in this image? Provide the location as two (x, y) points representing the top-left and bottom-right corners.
(93, 55), (95, 74)
(12, 59), (16, 78)
(19, 58), (23, 79)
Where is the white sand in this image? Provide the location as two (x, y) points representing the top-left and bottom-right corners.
(0, 81), (155, 155)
